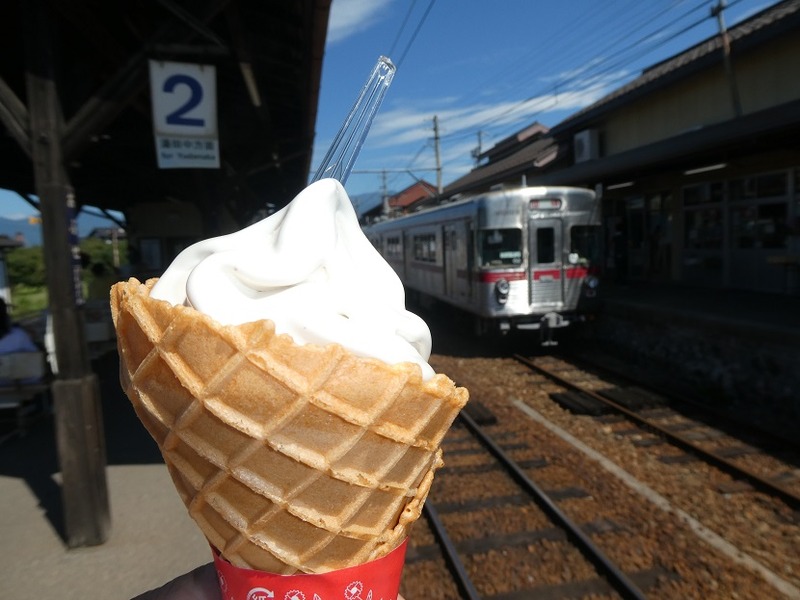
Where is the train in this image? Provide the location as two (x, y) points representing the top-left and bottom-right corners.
(363, 185), (602, 343)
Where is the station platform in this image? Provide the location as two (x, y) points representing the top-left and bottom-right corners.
(0, 352), (210, 599)
(598, 281), (800, 342)
(573, 281), (800, 437)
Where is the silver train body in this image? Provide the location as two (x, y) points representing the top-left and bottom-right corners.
(364, 186), (602, 340)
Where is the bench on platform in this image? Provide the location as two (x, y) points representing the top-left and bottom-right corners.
(0, 351), (50, 435)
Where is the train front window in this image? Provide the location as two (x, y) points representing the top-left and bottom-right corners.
(479, 228), (522, 266)
(570, 225), (602, 265)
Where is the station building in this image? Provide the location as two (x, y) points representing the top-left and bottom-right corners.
(444, 0), (800, 295)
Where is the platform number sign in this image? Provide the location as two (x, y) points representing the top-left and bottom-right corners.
(149, 60), (219, 169)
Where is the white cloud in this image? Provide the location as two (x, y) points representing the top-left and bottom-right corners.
(327, 0), (394, 44)
(345, 72), (621, 186)
(314, 68), (624, 191)
(368, 76), (614, 150)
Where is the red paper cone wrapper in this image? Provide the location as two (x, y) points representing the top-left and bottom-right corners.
(212, 539), (408, 600)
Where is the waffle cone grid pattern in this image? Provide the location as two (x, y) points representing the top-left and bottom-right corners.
(111, 279), (468, 574)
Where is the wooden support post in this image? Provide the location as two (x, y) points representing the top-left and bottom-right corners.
(53, 375), (110, 546)
(25, 0), (110, 547)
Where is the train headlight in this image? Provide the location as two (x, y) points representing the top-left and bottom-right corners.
(495, 278), (510, 304)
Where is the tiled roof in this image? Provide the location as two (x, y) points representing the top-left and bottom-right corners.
(443, 136), (559, 196)
(388, 181), (438, 208)
(0, 235), (23, 250)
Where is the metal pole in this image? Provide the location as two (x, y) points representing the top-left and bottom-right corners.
(433, 115), (442, 194)
(712, 0), (742, 117)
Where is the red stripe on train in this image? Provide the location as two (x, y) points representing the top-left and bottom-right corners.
(566, 266), (588, 278)
(476, 268), (595, 283)
(533, 267), (593, 281)
(478, 271), (526, 283)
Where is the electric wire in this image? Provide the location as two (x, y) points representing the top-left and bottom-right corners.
(489, 5), (713, 137)
(453, 1), (672, 111)
(483, 0), (756, 141)
(388, 0), (419, 58)
(458, 1), (709, 136)
(441, 0), (718, 144)
(395, 0), (438, 68)
(367, 0), (770, 191)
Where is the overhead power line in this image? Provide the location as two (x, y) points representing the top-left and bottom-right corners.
(440, 0), (723, 144)
(393, 0), (438, 68)
(388, 0), (419, 57)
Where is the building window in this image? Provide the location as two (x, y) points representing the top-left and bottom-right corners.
(683, 182), (723, 205)
(729, 172), (790, 250)
(731, 203), (788, 249)
(684, 209), (723, 250)
(729, 172), (787, 202)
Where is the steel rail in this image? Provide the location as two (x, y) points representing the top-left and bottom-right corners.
(560, 349), (800, 452)
(459, 410), (649, 600)
(422, 502), (483, 600)
(515, 354), (800, 510)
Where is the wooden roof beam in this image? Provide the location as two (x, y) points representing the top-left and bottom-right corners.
(0, 75), (31, 157)
(61, 0), (232, 162)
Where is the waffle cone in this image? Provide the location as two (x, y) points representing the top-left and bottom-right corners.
(111, 278), (468, 574)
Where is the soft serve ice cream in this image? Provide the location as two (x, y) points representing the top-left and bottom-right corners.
(150, 178), (434, 379)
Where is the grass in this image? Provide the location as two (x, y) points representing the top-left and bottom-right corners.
(9, 285), (48, 320)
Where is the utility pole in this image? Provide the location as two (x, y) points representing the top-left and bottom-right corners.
(471, 130), (484, 166)
(432, 115), (442, 194)
(381, 169), (389, 215)
(712, 0), (742, 117)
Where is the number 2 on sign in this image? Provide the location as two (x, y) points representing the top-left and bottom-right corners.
(163, 74), (204, 127)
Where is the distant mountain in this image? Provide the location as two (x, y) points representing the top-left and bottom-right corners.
(0, 194), (380, 247)
(0, 216), (41, 247)
(0, 212), (123, 247)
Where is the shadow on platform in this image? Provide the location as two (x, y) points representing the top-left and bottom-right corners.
(0, 350), (163, 544)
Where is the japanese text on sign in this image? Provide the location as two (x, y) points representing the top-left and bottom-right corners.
(149, 60), (219, 169)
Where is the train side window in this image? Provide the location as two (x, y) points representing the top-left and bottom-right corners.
(478, 229), (522, 266)
(386, 235), (402, 258)
(536, 228), (555, 264)
(413, 233), (437, 262)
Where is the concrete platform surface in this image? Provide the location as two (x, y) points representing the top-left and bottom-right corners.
(0, 352), (211, 599)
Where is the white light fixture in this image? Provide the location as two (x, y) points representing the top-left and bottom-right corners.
(606, 181), (634, 190)
(684, 163), (727, 175)
(239, 62), (262, 108)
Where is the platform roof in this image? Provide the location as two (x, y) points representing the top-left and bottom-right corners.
(0, 0), (331, 227)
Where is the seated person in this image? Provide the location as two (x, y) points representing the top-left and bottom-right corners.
(0, 298), (42, 386)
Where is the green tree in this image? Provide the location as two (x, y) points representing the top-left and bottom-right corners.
(6, 246), (45, 287)
(80, 236), (128, 275)
(5, 236), (128, 317)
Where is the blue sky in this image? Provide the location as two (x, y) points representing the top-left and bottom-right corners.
(0, 0), (779, 222)
(312, 0), (779, 201)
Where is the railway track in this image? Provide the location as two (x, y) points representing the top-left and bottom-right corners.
(399, 347), (800, 599)
(558, 348), (800, 452)
(515, 354), (800, 510)
(420, 410), (650, 599)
